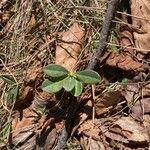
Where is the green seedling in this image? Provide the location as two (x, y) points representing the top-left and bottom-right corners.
(42, 64), (101, 97)
(121, 78), (129, 88)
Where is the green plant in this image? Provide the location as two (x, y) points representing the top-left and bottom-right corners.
(121, 78), (129, 88)
(0, 74), (19, 147)
(42, 64), (101, 97)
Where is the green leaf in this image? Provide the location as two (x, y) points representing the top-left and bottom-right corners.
(63, 77), (75, 92)
(0, 122), (11, 140)
(42, 79), (53, 87)
(71, 80), (83, 97)
(0, 75), (16, 85)
(121, 78), (128, 88)
(7, 86), (19, 104)
(42, 79), (63, 93)
(75, 70), (100, 84)
(43, 64), (69, 77)
(50, 75), (68, 82)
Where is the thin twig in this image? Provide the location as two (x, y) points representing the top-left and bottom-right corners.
(87, 85), (96, 150)
(88, 0), (120, 70)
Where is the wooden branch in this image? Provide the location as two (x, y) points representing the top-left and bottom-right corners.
(88, 0), (120, 70)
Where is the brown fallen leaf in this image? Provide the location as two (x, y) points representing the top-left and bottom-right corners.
(106, 23), (146, 72)
(106, 52), (145, 72)
(56, 22), (85, 71)
(101, 117), (149, 147)
(131, 97), (150, 120)
(78, 119), (101, 139)
(131, 0), (150, 55)
(14, 60), (43, 108)
(95, 90), (122, 116)
(12, 107), (57, 149)
(40, 128), (57, 150)
(11, 108), (37, 149)
(123, 83), (150, 121)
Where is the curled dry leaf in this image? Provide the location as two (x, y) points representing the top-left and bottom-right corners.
(106, 24), (146, 72)
(78, 119), (106, 150)
(123, 83), (150, 121)
(39, 128), (57, 150)
(131, 97), (150, 121)
(106, 52), (145, 72)
(12, 107), (56, 149)
(78, 119), (101, 139)
(101, 117), (149, 148)
(131, 0), (150, 55)
(11, 108), (37, 149)
(56, 22), (85, 71)
(15, 60), (43, 108)
(95, 90), (121, 116)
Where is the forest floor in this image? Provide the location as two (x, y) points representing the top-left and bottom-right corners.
(0, 0), (150, 149)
